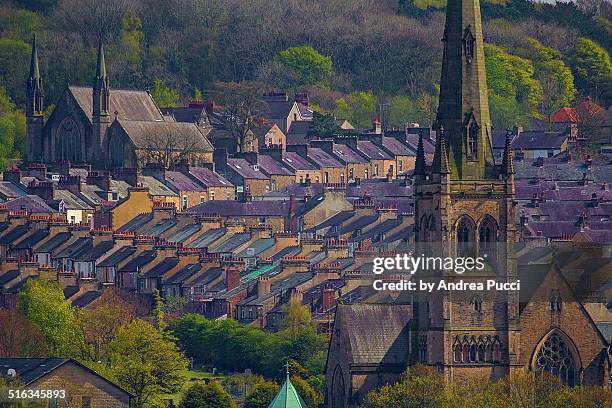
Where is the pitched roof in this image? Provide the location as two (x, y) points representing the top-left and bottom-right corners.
(266, 100), (296, 119)
(54, 189), (94, 210)
(550, 107), (578, 123)
(139, 176), (178, 197)
(142, 257), (179, 278)
(54, 237), (92, 259)
(13, 229), (50, 250)
(186, 227), (226, 249)
(227, 158), (269, 180)
(115, 120), (214, 152)
(189, 200), (291, 217)
(258, 155), (294, 176)
(0, 270), (20, 286)
(189, 167), (233, 188)
(4, 195), (56, 214)
(337, 303), (412, 365)
(381, 137), (414, 156)
(68, 86), (164, 123)
(117, 249), (157, 273)
(34, 232), (72, 253)
(97, 246), (136, 267)
(356, 140), (392, 160)
(0, 181), (27, 199)
(210, 232), (251, 253)
(307, 147), (342, 168)
(163, 263), (201, 284)
(0, 225), (30, 245)
(268, 374), (308, 408)
(74, 240), (115, 262)
(165, 171), (207, 192)
(512, 130), (569, 150)
(72, 291), (102, 307)
(282, 152), (318, 171)
(332, 143), (368, 164)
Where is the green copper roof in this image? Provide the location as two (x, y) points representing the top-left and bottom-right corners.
(268, 375), (308, 408)
(241, 264), (275, 283)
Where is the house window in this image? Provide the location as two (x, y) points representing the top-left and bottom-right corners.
(182, 195), (188, 210)
(271, 182), (276, 191)
(258, 216), (266, 225)
(340, 173), (345, 184)
(82, 396), (91, 408)
(398, 160), (403, 173)
(364, 169), (369, 179)
(70, 215), (76, 224)
(210, 191), (215, 200)
(374, 164), (379, 176)
(226, 192), (231, 200)
(324, 172), (329, 183)
(200, 196), (206, 203)
(300, 176), (304, 183)
(349, 168), (353, 180)
(315, 176), (320, 183)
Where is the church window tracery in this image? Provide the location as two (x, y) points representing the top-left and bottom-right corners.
(534, 333), (577, 386)
(57, 117), (82, 162)
(463, 26), (475, 62)
(467, 121), (478, 159)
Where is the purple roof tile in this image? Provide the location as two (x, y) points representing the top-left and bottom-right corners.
(356, 141), (393, 160)
(227, 158), (269, 180)
(307, 148), (343, 168)
(257, 155), (294, 176)
(189, 167), (233, 188)
(283, 152), (319, 171)
(165, 171), (206, 192)
(381, 137), (415, 156)
(332, 144), (368, 164)
(187, 200), (291, 216)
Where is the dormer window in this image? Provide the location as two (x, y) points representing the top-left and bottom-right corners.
(463, 26), (475, 62)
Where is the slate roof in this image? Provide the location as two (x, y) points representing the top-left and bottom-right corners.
(72, 291), (102, 307)
(189, 167), (233, 188)
(381, 137), (414, 156)
(338, 303), (412, 365)
(236, 238), (275, 257)
(184, 266), (223, 287)
(257, 155), (294, 176)
(356, 140), (392, 160)
(312, 210), (355, 231)
(405, 133), (435, 154)
(188, 200), (291, 217)
(141, 218), (176, 236)
(348, 218), (402, 243)
(118, 213), (152, 232)
(34, 232), (71, 252)
(54, 237), (92, 259)
(293, 193), (326, 218)
(210, 232), (251, 253)
(0, 225), (30, 245)
(69, 86), (164, 123)
(165, 171), (207, 192)
(13, 229), (50, 250)
(332, 143), (368, 164)
(53, 189), (93, 210)
(74, 240), (115, 262)
(186, 227), (226, 249)
(118, 249), (157, 273)
(266, 100), (296, 119)
(330, 214), (379, 237)
(97, 246), (136, 267)
(512, 130), (569, 150)
(163, 263), (201, 284)
(63, 285), (80, 298)
(227, 158), (269, 179)
(142, 257), (179, 278)
(114, 120), (214, 152)
(0, 181), (26, 199)
(346, 180), (412, 198)
(282, 152), (318, 171)
(4, 195), (56, 214)
(307, 147), (343, 168)
(0, 270), (20, 286)
(166, 224), (201, 243)
(139, 176), (178, 197)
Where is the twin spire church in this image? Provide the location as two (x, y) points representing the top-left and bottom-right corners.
(25, 36), (213, 169)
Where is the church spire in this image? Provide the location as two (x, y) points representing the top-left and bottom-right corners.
(93, 34), (110, 117)
(435, 0), (494, 179)
(502, 128), (515, 175)
(414, 129), (426, 177)
(26, 34), (44, 117)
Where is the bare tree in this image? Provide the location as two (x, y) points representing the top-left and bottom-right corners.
(211, 81), (268, 153)
(139, 128), (206, 168)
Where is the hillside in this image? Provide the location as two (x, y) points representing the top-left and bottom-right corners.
(0, 0), (610, 164)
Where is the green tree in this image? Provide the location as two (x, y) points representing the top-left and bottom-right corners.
(388, 95), (418, 128)
(334, 91), (377, 129)
(0, 38), (30, 105)
(279, 300), (315, 340)
(485, 44), (543, 126)
(572, 37), (612, 105)
(523, 38), (576, 115)
(180, 381), (236, 408)
(274, 46), (333, 88)
(244, 380), (279, 408)
(308, 111), (343, 138)
(17, 279), (81, 357)
(107, 319), (187, 408)
(152, 289), (166, 332)
(290, 375), (323, 408)
(151, 79), (180, 107)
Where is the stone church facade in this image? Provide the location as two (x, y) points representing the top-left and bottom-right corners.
(325, 0), (610, 406)
(25, 38), (213, 169)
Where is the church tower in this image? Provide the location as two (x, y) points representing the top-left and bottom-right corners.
(26, 34), (44, 163)
(413, 0), (519, 382)
(92, 36), (110, 165)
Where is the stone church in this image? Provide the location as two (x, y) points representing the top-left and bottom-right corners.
(325, 1), (611, 406)
(25, 37), (213, 169)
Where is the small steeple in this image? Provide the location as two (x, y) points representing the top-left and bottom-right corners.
(502, 128), (515, 175)
(96, 33), (107, 80)
(267, 363), (308, 408)
(26, 34), (44, 117)
(93, 33), (110, 118)
(414, 129), (426, 177)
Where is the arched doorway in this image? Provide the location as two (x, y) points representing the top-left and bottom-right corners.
(532, 329), (581, 386)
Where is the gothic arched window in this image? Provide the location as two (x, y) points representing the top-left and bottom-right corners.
(477, 344), (485, 362)
(467, 122), (479, 159)
(456, 216), (475, 255)
(454, 341), (462, 363)
(331, 365), (346, 408)
(57, 117), (82, 162)
(479, 216), (498, 250)
(535, 333), (577, 386)
(463, 26), (475, 62)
